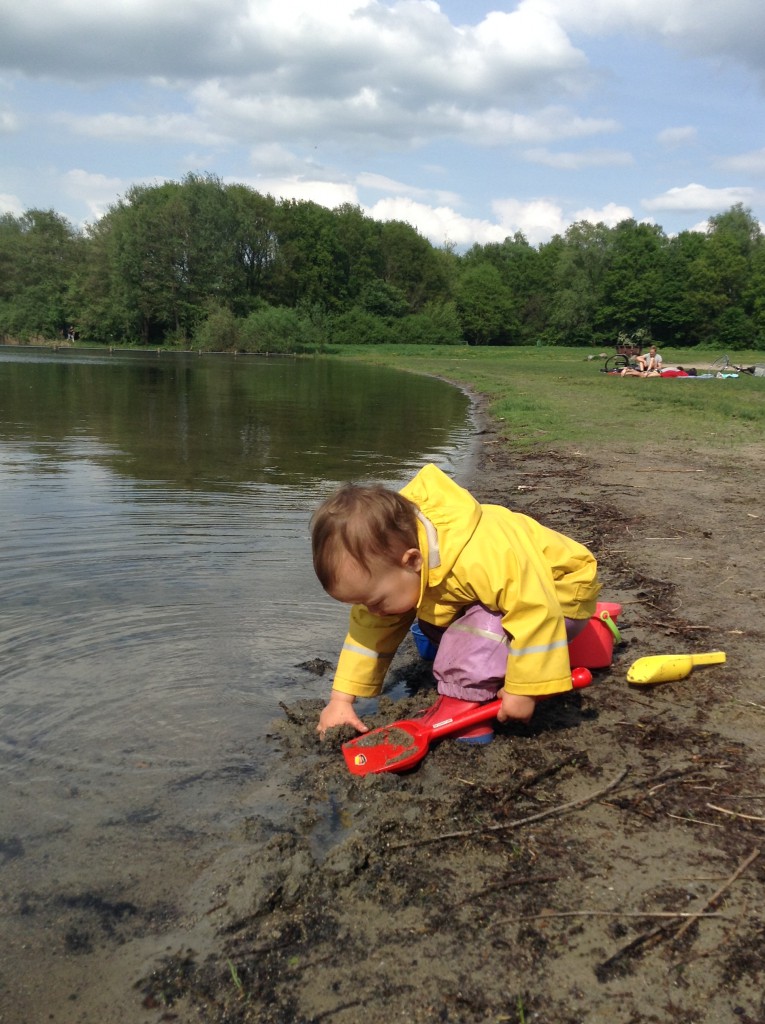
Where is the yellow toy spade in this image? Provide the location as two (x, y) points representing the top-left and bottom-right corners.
(627, 651), (726, 685)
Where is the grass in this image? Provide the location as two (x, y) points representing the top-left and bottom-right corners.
(331, 345), (765, 456)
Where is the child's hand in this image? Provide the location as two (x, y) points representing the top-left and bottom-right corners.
(496, 690), (536, 725)
(317, 691), (369, 739)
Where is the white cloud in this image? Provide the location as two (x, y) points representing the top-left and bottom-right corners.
(657, 126), (697, 147)
(718, 148), (765, 174)
(365, 196), (506, 247)
(249, 143), (305, 174)
(237, 176), (359, 210)
(0, 0), (610, 155)
(355, 171), (460, 206)
(446, 106), (618, 146)
(62, 169), (132, 222)
(0, 107), (19, 132)
(523, 147), (633, 169)
(491, 197), (636, 246)
(0, 192), (24, 215)
(491, 198), (568, 246)
(57, 111), (228, 147)
(572, 201), (634, 226)
(643, 182), (756, 212)
(529, 0), (765, 78)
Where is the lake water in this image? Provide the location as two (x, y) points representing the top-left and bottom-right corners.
(0, 347), (475, 1014)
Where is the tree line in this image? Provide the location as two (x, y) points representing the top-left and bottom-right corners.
(1, 172), (763, 351)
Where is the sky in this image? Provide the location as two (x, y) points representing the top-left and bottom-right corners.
(1, 0), (765, 249)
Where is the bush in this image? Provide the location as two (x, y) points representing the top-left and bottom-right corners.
(396, 302), (463, 345)
(192, 305), (241, 351)
(239, 305), (320, 353)
(328, 308), (395, 345)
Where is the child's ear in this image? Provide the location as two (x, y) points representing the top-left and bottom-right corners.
(401, 547), (423, 572)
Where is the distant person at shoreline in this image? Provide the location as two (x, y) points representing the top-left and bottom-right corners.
(310, 464), (601, 744)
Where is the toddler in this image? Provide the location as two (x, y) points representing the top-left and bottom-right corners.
(311, 464), (600, 742)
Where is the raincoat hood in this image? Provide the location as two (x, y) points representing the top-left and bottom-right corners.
(401, 464), (481, 604)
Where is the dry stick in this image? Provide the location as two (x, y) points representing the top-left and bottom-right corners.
(387, 768), (628, 849)
(598, 921), (676, 974)
(667, 812), (725, 829)
(452, 874), (559, 909)
(520, 910), (728, 921)
(674, 848), (761, 941)
(707, 804), (765, 823)
(602, 847), (761, 974)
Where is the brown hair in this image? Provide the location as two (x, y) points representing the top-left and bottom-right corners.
(311, 483), (419, 590)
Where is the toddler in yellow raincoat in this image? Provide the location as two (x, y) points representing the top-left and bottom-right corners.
(311, 464), (601, 743)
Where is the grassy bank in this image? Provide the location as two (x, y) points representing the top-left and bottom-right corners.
(333, 345), (765, 455)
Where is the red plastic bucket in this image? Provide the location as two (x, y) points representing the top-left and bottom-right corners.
(567, 601), (622, 669)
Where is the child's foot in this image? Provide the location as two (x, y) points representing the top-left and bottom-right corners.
(416, 695), (494, 745)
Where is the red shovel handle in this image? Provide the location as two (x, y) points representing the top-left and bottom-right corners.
(427, 666), (592, 734)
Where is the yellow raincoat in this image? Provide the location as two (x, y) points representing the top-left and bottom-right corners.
(331, 464), (600, 699)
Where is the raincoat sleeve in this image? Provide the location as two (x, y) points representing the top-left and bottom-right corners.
(331, 606), (416, 699)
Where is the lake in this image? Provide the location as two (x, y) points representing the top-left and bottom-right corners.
(0, 347), (475, 1017)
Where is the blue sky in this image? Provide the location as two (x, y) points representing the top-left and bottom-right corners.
(1, 0), (764, 247)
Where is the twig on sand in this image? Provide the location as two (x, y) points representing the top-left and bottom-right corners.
(596, 921), (676, 977)
(667, 812), (725, 829)
(453, 874), (559, 909)
(674, 848), (761, 940)
(706, 803), (765, 822)
(387, 768), (628, 849)
(596, 849), (760, 976)
(521, 910), (728, 921)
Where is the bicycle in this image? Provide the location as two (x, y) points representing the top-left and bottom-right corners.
(706, 354), (765, 376)
(602, 340), (643, 373)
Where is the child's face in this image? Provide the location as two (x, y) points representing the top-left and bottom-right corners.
(328, 549), (422, 617)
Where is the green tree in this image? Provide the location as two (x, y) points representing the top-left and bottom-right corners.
(455, 262), (517, 345)
(271, 199), (346, 310)
(544, 221), (610, 345)
(0, 209), (82, 339)
(462, 232), (545, 343)
(228, 186), (279, 312)
(378, 220), (452, 311)
(332, 203), (384, 307)
(651, 229), (707, 345)
(596, 220), (666, 341)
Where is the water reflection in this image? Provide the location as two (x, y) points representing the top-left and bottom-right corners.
(0, 350), (471, 488)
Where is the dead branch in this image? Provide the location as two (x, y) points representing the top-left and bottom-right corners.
(596, 922), (674, 977)
(387, 768), (628, 849)
(521, 910), (728, 921)
(452, 874), (559, 909)
(706, 803), (765, 823)
(674, 848), (761, 940)
(667, 812), (724, 829)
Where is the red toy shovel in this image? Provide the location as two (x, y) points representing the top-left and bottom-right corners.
(342, 668), (592, 776)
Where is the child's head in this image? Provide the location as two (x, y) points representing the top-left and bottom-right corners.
(311, 483), (422, 616)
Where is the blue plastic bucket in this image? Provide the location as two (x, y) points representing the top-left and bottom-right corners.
(410, 622), (438, 661)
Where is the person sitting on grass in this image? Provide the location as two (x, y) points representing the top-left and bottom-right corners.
(636, 345), (662, 373)
(310, 464), (601, 744)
